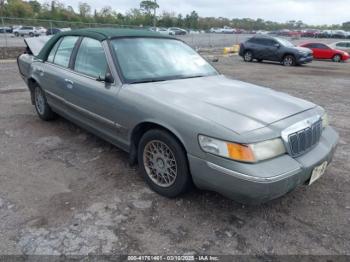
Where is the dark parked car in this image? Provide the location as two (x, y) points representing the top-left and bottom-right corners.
(239, 36), (313, 66)
(46, 28), (61, 35)
(0, 27), (12, 33)
(46, 27), (71, 35)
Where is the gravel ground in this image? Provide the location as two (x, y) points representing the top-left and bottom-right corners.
(0, 57), (349, 256)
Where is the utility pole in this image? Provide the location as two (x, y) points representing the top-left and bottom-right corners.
(153, 0), (157, 28)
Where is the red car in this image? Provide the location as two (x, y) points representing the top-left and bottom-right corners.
(300, 42), (350, 62)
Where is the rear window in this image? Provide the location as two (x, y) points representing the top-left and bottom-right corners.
(53, 36), (79, 68)
(47, 38), (62, 63)
(336, 42), (346, 47)
(248, 38), (261, 44)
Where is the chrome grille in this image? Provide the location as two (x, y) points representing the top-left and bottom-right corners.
(288, 119), (322, 157)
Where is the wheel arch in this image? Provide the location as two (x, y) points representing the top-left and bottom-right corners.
(129, 121), (188, 165)
(333, 53), (343, 60)
(27, 77), (40, 105)
(282, 52), (296, 60)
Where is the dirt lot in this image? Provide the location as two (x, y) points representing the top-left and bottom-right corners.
(0, 56), (349, 256)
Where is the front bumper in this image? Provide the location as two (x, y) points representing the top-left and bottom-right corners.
(297, 55), (313, 64)
(342, 54), (350, 61)
(188, 127), (339, 204)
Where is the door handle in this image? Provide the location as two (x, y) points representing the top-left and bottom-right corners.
(37, 69), (44, 76)
(64, 79), (74, 89)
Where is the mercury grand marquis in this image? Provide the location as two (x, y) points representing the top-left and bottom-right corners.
(17, 28), (339, 204)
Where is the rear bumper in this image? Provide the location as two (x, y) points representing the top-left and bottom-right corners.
(188, 127), (339, 204)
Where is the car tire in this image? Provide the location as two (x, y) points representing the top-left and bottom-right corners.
(138, 129), (192, 198)
(332, 54), (342, 62)
(14, 32), (19, 37)
(282, 55), (296, 66)
(243, 51), (253, 62)
(29, 32), (34, 37)
(257, 59), (263, 63)
(33, 86), (57, 121)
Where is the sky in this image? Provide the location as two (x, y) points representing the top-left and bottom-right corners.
(47, 0), (349, 25)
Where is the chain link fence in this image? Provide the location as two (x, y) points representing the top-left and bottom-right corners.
(0, 16), (250, 59)
(1, 17), (348, 59)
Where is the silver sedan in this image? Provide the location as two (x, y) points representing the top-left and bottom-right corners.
(18, 28), (339, 204)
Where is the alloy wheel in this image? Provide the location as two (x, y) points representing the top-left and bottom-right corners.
(244, 51), (253, 62)
(333, 55), (341, 62)
(283, 56), (294, 66)
(34, 87), (45, 115)
(143, 140), (178, 187)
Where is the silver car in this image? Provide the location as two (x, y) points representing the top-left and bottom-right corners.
(329, 41), (350, 53)
(13, 26), (41, 37)
(17, 28), (339, 204)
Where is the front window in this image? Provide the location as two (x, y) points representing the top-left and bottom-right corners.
(74, 37), (108, 79)
(277, 38), (294, 47)
(111, 38), (218, 83)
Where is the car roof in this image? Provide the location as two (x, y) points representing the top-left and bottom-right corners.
(300, 42), (327, 45)
(37, 27), (174, 60)
(62, 27), (173, 40)
(250, 35), (278, 40)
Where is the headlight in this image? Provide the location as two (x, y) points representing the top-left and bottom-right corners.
(322, 112), (329, 128)
(198, 135), (286, 163)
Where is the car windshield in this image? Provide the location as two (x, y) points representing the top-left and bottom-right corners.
(111, 38), (218, 83)
(277, 38), (295, 47)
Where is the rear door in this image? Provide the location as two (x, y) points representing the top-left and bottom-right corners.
(42, 36), (80, 110)
(61, 37), (125, 144)
(247, 38), (264, 59)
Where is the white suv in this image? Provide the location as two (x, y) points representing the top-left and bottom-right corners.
(13, 26), (41, 37)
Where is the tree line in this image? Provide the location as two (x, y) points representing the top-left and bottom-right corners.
(0, 0), (349, 31)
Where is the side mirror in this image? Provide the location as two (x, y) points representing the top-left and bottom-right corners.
(104, 72), (114, 83)
(97, 72), (114, 84)
(274, 43), (281, 48)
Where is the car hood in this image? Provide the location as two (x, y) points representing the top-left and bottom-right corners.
(295, 46), (313, 53)
(129, 75), (316, 134)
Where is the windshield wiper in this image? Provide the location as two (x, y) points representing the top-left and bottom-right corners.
(178, 75), (206, 80)
(129, 75), (207, 84)
(129, 79), (166, 84)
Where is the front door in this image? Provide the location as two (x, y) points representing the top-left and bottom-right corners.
(261, 39), (279, 61)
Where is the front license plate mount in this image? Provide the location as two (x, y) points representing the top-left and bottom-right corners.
(309, 161), (328, 185)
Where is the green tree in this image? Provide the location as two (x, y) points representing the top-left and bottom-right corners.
(5, 0), (33, 18)
(78, 2), (91, 18)
(28, 1), (41, 14)
(140, 0), (159, 27)
(343, 21), (350, 31)
(184, 11), (199, 29)
(140, 0), (159, 14)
